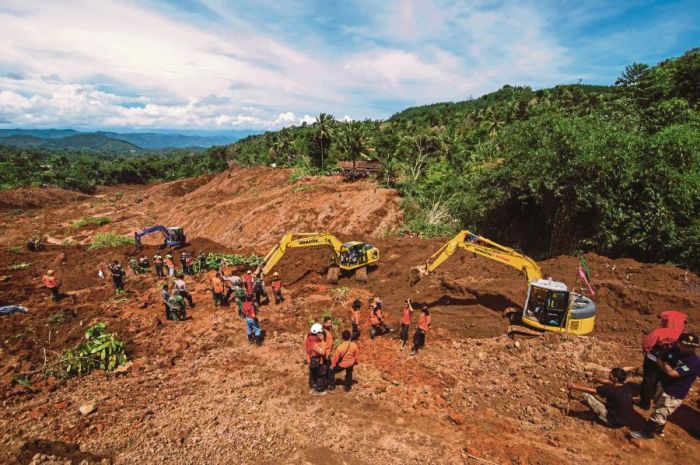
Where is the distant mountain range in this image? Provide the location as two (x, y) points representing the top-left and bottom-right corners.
(0, 128), (260, 152)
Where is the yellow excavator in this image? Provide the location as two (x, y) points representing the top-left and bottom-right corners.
(410, 230), (596, 335)
(256, 232), (380, 283)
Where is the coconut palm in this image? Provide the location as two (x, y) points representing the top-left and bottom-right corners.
(315, 113), (335, 171)
(337, 122), (372, 180)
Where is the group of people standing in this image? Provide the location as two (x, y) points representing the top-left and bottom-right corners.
(305, 296), (433, 395)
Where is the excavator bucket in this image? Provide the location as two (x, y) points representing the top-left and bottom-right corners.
(355, 266), (368, 283)
(327, 266), (340, 284)
(409, 265), (428, 286)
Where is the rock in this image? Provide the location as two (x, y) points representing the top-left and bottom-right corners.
(28, 409), (45, 420)
(395, 417), (405, 426)
(79, 401), (97, 415)
(54, 401), (69, 410)
(114, 361), (133, 374)
(448, 412), (465, 425)
(514, 341), (521, 350)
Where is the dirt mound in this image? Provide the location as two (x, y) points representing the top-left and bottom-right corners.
(0, 187), (88, 210)
(131, 167), (403, 248)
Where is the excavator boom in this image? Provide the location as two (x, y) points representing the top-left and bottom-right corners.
(410, 230), (542, 285)
(256, 233), (344, 276)
(256, 232), (379, 283)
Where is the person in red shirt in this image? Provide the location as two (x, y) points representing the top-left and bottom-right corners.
(306, 323), (327, 395)
(411, 305), (431, 355)
(242, 296), (263, 346)
(242, 270), (254, 298)
(41, 269), (60, 302)
(400, 299), (414, 350)
(331, 330), (360, 392)
(639, 311), (687, 409)
(270, 272), (284, 304)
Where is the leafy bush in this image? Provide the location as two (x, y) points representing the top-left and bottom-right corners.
(52, 323), (127, 378)
(194, 252), (263, 272)
(72, 216), (111, 229)
(7, 262), (31, 270)
(88, 232), (134, 250)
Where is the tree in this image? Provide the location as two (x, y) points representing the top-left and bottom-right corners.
(315, 113), (335, 171)
(615, 63), (650, 87)
(337, 122), (372, 180)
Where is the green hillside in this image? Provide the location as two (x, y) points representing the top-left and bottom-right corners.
(0, 133), (141, 154)
(227, 48), (700, 271)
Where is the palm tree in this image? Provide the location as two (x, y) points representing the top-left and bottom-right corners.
(272, 129), (295, 165)
(315, 113), (335, 171)
(482, 107), (504, 139)
(337, 122), (372, 180)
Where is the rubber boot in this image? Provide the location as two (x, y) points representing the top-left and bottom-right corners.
(255, 334), (263, 346)
(248, 334), (255, 344)
(630, 420), (662, 440)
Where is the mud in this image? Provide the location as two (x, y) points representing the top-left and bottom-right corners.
(0, 168), (698, 465)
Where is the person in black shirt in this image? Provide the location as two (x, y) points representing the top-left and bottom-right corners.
(568, 367), (633, 428)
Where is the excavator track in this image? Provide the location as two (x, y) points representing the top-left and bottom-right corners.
(355, 266), (368, 283)
(327, 266), (340, 284)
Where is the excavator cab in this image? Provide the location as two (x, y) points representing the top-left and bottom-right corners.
(166, 227), (186, 247)
(338, 242), (379, 270)
(522, 279), (596, 334)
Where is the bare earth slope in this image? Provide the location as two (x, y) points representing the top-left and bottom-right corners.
(0, 168), (697, 465)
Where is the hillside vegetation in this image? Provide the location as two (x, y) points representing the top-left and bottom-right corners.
(228, 49), (700, 271)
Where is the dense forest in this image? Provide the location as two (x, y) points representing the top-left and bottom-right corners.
(228, 48), (700, 270)
(2, 49), (698, 270)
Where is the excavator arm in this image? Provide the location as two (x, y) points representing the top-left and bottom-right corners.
(256, 232), (344, 276)
(410, 230), (542, 284)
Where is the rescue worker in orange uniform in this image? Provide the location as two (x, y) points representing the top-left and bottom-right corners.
(211, 271), (225, 307)
(411, 305), (431, 355)
(163, 254), (175, 277)
(400, 299), (414, 350)
(41, 269), (61, 302)
(369, 297), (386, 339)
(350, 298), (361, 340)
(270, 272), (284, 304)
(331, 329), (359, 392)
(306, 323), (327, 395)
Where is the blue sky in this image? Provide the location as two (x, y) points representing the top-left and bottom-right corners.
(0, 0), (697, 130)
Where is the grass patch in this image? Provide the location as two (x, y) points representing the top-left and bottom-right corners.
(6, 246), (23, 254)
(61, 239), (80, 247)
(88, 232), (134, 250)
(72, 216), (111, 229)
(7, 262), (31, 270)
(47, 311), (65, 325)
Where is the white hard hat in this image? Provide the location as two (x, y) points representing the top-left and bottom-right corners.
(310, 323), (323, 334)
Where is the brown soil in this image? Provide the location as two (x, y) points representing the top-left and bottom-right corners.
(0, 168), (698, 465)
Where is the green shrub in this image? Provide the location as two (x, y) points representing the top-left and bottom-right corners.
(7, 262), (31, 270)
(72, 216), (111, 229)
(51, 323), (127, 379)
(6, 246), (23, 254)
(88, 232), (134, 250)
(47, 311), (65, 325)
(193, 252), (263, 272)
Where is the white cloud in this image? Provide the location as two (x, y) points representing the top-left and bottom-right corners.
(0, 0), (576, 129)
